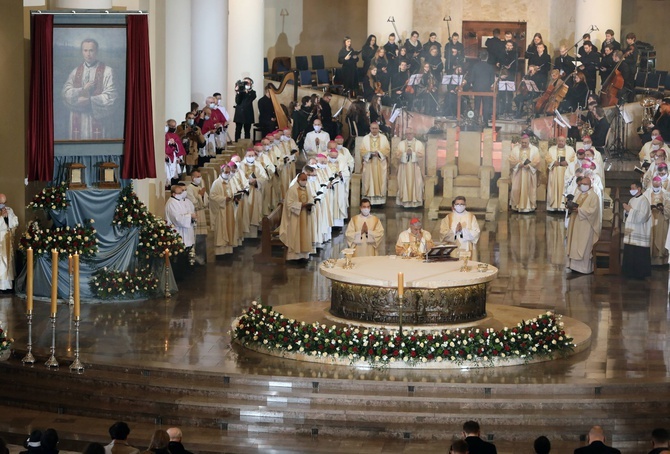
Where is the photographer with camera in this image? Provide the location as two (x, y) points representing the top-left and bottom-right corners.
(177, 112), (206, 171)
(165, 119), (186, 188)
(233, 77), (257, 142)
(565, 176), (601, 274)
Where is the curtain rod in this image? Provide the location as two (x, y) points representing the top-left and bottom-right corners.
(31, 10), (147, 15)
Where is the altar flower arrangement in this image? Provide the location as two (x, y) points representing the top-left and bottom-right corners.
(114, 184), (184, 258)
(0, 322), (13, 353)
(90, 266), (159, 299)
(27, 182), (70, 211)
(234, 302), (575, 366)
(19, 219), (99, 258)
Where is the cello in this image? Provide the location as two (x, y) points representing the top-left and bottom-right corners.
(535, 72), (575, 114)
(599, 47), (633, 107)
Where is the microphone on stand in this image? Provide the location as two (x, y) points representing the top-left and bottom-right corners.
(590, 25), (599, 31)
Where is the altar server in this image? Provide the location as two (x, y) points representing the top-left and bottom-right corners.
(185, 170), (208, 264)
(0, 194), (18, 291)
(565, 177), (601, 274)
(209, 165), (236, 256)
(509, 135), (540, 213)
(439, 196), (481, 260)
(622, 180), (652, 279)
(165, 185), (195, 248)
(345, 199), (385, 257)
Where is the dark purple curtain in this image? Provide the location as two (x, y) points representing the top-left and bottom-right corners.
(122, 15), (156, 179)
(28, 14), (54, 181)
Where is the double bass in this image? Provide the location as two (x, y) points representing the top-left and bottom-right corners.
(599, 46), (633, 107)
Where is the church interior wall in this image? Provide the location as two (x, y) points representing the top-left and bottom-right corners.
(621, 0), (667, 70)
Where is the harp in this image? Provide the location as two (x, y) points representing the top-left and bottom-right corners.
(268, 70), (299, 130)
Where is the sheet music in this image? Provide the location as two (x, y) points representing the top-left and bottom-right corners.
(442, 74), (463, 85)
(333, 106), (343, 117)
(389, 108), (401, 123)
(522, 80), (540, 92)
(498, 81), (516, 91)
(408, 74), (422, 85)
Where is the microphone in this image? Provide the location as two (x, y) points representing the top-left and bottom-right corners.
(443, 16), (452, 22)
(387, 16), (395, 23)
(591, 25), (599, 31)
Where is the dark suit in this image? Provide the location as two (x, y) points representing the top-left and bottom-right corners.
(233, 88), (257, 141)
(465, 435), (498, 454)
(574, 440), (621, 454)
(257, 95), (277, 137)
(469, 61), (496, 122)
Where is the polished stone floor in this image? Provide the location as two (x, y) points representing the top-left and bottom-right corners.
(1, 201), (669, 453)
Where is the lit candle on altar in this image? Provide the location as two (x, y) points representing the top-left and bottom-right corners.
(398, 272), (404, 298)
(73, 253), (80, 318)
(165, 248), (170, 267)
(68, 254), (73, 275)
(26, 247), (33, 313)
(51, 249), (58, 315)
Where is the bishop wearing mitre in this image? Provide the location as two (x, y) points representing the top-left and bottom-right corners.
(546, 135), (575, 212)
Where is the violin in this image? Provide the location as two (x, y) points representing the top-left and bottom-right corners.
(374, 81), (385, 96)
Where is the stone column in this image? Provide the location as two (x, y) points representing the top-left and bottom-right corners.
(367, 0), (413, 45)
(164, 0), (191, 121)
(227, 0), (264, 130)
(574, 0), (622, 50)
(191, 0), (228, 108)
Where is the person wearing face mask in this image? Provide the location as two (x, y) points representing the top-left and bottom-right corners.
(326, 147), (349, 227)
(643, 154), (668, 190)
(361, 122), (391, 205)
(395, 128), (425, 208)
(165, 185), (196, 250)
(209, 165), (236, 256)
(303, 119), (331, 160)
(565, 177), (601, 274)
(233, 77), (257, 142)
(546, 135), (576, 212)
(185, 170), (208, 265)
(581, 136), (605, 186)
(564, 148), (587, 192)
(334, 135), (355, 180)
(254, 141), (277, 216)
(199, 107), (221, 158)
(0, 194), (18, 293)
(279, 172), (315, 262)
(622, 180), (652, 279)
(177, 112), (206, 171)
(509, 135), (541, 213)
(165, 119), (186, 189)
(277, 129), (298, 197)
(241, 149), (269, 239)
(345, 199), (385, 257)
(639, 133), (669, 166)
(440, 196), (481, 261)
(227, 161), (250, 245)
(643, 176), (670, 265)
(199, 96), (228, 154)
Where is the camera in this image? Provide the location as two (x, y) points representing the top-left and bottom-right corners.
(235, 80), (248, 91)
(565, 194), (579, 211)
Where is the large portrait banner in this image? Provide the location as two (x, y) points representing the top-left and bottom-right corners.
(53, 26), (126, 142)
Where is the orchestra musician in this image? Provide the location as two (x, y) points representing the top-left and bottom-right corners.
(415, 62), (439, 116)
(601, 29), (621, 53)
(498, 40), (518, 116)
(363, 66), (381, 102)
(623, 33), (639, 74)
(612, 50), (634, 103)
(405, 31), (423, 71)
(578, 33), (592, 58)
(445, 32), (465, 72)
(554, 45), (576, 78)
(338, 37), (359, 96)
(443, 65), (465, 118)
(384, 33), (399, 77)
(390, 60), (410, 106)
(527, 43), (551, 90)
(559, 71), (589, 113)
(578, 41), (601, 92)
(371, 47), (391, 94)
(422, 32), (442, 59)
(361, 34), (378, 74)
(525, 33), (544, 58)
(599, 44), (615, 86)
(422, 45), (444, 81)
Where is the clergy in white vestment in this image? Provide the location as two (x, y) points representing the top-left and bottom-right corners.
(326, 147), (350, 227)
(643, 160), (670, 191)
(581, 136), (605, 186)
(622, 181), (652, 279)
(185, 170), (209, 264)
(303, 119), (331, 159)
(563, 148), (588, 189)
(334, 135), (355, 173)
(209, 165), (236, 256)
(0, 194), (19, 290)
(345, 199), (385, 257)
(508, 135), (540, 213)
(645, 176), (670, 265)
(279, 173), (315, 261)
(395, 128), (425, 208)
(395, 218), (435, 257)
(240, 149), (269, 238)
(228, 160), (250, 245)
(565, 177), (601, 274)
(439, 196), (481, 260)
(306, 157), (333, 245)
(261, 137), (282, 210)
(253, 141), (277, 216)
(638, 132), (669, 164)
(546, 135), (575, 212)
(165, 185), (195, 248)
(360, 122), (391, 205)
(276, 130), (298, 198)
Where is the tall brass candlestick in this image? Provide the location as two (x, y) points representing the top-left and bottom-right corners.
(50, 249), (58, 315)
(22, 247), (35, 364)
(398, 272), (404, 333)
(73, 253), (80, 318)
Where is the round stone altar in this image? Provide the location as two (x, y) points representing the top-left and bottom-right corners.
(320, 256), (498, 325)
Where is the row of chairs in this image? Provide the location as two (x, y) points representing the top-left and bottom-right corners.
(634, 69), (670, 96)
(263, 55), (326, 75)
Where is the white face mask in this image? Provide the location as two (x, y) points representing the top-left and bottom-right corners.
(246, 156), (255, 164)
(264, 145), (271, 151)
(317, 163), (327, 169)
(281, 135), (290, 142)
(662, 174), (669, 181)
(336, 145), (343, 150)
(298, 180), (307, 188)
(308, 175), (317, 182)
(192, 177), (202, 185)
(653, 186), (662, 193)
(328, 157), (338, 163)
(209, 103), (216, 109)
(164, 125), (169, 133)
(360, 208), (371, 216)
(204, 115), (210, 121)
(651, 135), (658, 141)
(630, 189), (638, 196)
(454, 205), (466, 214)
(187, 119), (195, 126)
(313, 125), (322, 132)
(652, 144), (660, 151)
(580, 184), (590, 193)
(221, 173), (230, 181)
(583, 143), (592, 150)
